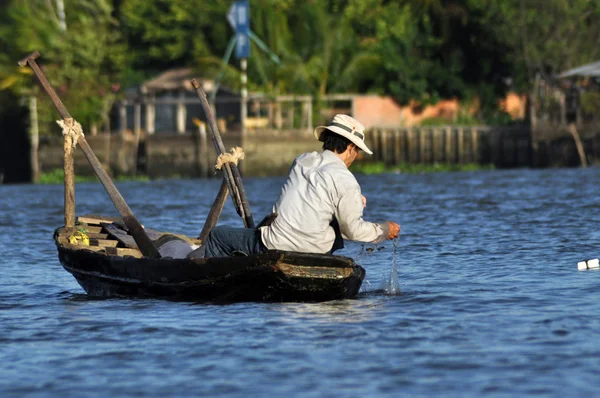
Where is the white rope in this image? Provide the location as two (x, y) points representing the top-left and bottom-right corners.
(215, 146), (245, 170)
(56, 118), (84, 148)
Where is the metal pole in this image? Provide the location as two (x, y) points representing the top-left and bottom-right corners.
(241, 58), (247, 138)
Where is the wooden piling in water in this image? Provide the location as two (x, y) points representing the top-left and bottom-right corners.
(407, 128), (415, 163)
(442, 127), (450, 163)
(402, 129), (409, 164)
(381, 129), (389, 165)
(419, 128), (426, 163)
(471, 127), (479, 163)
(457, 127), (464, 164)
(373, 129), (380, 162)
(393, 130), (401, 165)
(431, 128), (439, 163)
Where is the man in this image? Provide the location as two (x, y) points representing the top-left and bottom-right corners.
(194, 114), (400, 258)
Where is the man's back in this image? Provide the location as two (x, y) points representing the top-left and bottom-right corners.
(260, 150), (382, 253)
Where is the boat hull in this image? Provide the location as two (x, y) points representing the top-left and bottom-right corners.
(56, 241), (365, 303)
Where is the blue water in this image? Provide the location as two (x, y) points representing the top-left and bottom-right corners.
(1, 168), (600, 397)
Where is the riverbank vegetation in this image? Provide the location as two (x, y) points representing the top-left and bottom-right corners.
(1, 0), (599, 139)
(38, 169), (150, 184)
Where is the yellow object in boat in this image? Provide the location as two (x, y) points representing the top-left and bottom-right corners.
(68, 230), (89, 246)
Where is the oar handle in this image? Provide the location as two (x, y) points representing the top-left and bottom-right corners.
(19, 52), (71, 119)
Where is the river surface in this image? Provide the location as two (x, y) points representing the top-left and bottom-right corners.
(1, 168), (600, 397)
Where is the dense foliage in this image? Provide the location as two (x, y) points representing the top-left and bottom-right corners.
(1, 0), (599, 136)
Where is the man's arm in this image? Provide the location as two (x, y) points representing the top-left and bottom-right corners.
(335, 189), (397, 243)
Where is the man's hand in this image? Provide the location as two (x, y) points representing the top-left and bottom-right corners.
(361, 195), (367, 208)
(386, 221), (400, 240)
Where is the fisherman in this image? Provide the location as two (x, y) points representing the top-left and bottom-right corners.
(187, 114), (400, 259)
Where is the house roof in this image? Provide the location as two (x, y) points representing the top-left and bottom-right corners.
(140, 67), (215, 94)
(558, 61), (600, 78)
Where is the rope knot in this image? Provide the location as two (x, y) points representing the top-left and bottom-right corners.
(56, 118), (84, 148)
(215, 146), (245, 170)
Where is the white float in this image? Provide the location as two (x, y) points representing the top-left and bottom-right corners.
(578, 258), (599, 271)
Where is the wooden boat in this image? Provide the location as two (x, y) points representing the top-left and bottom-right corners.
(54, 215), (366, 302)
(20, 53), (364, 303)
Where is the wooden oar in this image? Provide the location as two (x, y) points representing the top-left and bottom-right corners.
(19, 51), (160, 258)
(198, 179), (229, 242)
(191, 79), (255, 228)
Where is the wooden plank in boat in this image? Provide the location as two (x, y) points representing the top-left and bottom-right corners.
(57, 226), (103, 235)
(90, 239), (118, 247)
(105, 247), (143, 258)
(57, 236), (106, 252)
(85, 233), (108, 239)
(72, 245), (106, 253)
(77, 214), (121, 226)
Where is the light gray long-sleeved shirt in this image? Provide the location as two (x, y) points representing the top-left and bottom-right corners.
(260, 150), (388, 253)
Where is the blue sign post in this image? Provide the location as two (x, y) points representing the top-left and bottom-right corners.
(227, 0), (250, 136)
(227, 0), (250, 59)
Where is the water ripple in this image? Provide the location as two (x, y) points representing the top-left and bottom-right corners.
(2, 168), (600, 396)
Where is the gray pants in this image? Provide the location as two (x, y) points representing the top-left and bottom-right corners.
(188, 226), (266, 259)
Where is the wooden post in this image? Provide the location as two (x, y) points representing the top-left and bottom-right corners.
(381, 130), (390, 165)
(402, 129), (409, 163)
(29, 95), (40, 183)
(176, 91), (186, 134)
(419, 127), (426, 163)
(432, 128), (439, 164)
(457, 127), (464, 164)
(119, 101), (127, 134)
(372, 129), (380, 162)
(288, 101), (295, 129)
(471, 127), (479, 163)
(145, 97), (155, 135)
(133, 102), (141, 174)
(267, 102), (274, 128)
(407, 128), (414, 163)
(393, 129), (401, 165)
(568, 123), (588, 167)
(445, 127), (452, 163)
(275, 98), (282, 129)
(63, 131), (75, 229)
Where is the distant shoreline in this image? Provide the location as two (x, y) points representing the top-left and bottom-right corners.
(351, 162), (495, 175)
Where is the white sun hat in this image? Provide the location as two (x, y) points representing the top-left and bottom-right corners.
(314, 114), (373, 155)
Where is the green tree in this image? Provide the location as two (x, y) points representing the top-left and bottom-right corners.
(0, 0), (127, 136)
